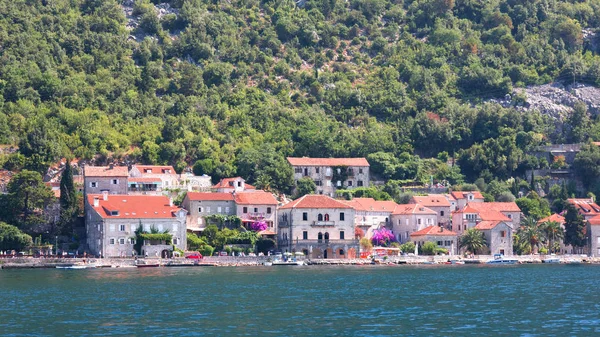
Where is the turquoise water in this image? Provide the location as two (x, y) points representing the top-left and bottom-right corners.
(1, 264), (600, 336)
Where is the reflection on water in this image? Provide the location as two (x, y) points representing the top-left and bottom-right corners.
(1, 265), (600, 336)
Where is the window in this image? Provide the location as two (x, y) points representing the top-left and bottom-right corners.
(173, 237), (178, 245)
(500, 231), (506, 238)
(303, 231), (308, 240)
(339, 249), (344, 256)
(507, 214), (512, 219)
(340, 231), (345, 240)
(324, 214), (329, 221)
(254, 208), (258, 213)
(237, 181), (242, 187)
(119, 238), (125, 245)
(304, 168), (309, 176)
(336, 180), (341, 187)
(458, 225), (461, 231)
(398, 220), (401, 225)
(303, 212), (308, 221)
(347, 181), (353, 186)
(340, 212), (345, 221)
(315, 180), (322, 186)
(418, 218), (422, 225)
(359, 168), (363, 174)
(197, 218), (203, 225)
(225, 207), (230, 213)
(267, 207), (272, 214)
(295, 168), (302, 174)
(324, 232), (329, 240)
(597, 237), (600, 244)
(243, 207), (248, 214)
(131, 224), (136, 232)
(337, 168), (341, 174)
(111, 211), (119, 216)
(129, 238), (135, 245)
(326, 180), (331, 187)
(326, 168), (332, 176)
(500, 249), (505, 255)
(198, 207), (203, 213)
(357, 180), (363, 187)
(468, 195), (473, 200)
(217, 207), (222, 213)
(437, 241), (443, 246)
(90, 182), (97, 188)
(119, 225), (126, 232)
(318, 214), (323, 221)
(206, 207), (211, 213)
(316, 168), (320, 174)
(112, 179), (119, 185)
(440, 211), (444, 216)
(109, 238), (115, 245)
(318, 232), (323, 242)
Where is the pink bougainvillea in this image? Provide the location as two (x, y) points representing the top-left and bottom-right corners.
(371, 228), (396, 247)
(250, 221), (268, 231)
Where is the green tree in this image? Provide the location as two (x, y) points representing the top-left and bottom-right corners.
(459, 228), (487, 255)
(4, 170), (54, 231)
(295, 177), (316, 198)
(563, 204), (587, 252)
(573, 142), (600, 186)
(421, 241), (437, 255)
(516, 216), (543, 254)
(539, 220), (564, 254)
(0, 222), (33, 251)
(59, 160), (78, 234)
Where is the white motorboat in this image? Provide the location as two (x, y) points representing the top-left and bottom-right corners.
(487, 254), (519, 265)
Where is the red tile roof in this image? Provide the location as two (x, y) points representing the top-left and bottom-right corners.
(588, 215), (600, 226)
(538, 213), (565, 225)
(411, 226), (457, 237)
(87, 194), (184, 219)
(410, 194), (451, 207)
(280, 195), (353, 209)
(567, 198), (600, 216)
(474, 221), (505, 230)
(84, 166), (129, 177)
(133, 165), (176, 174)
(234, 191), (278, 205)
(186, 192), (234, 201)
(287, 157), (369, 167)
(464, 202), (521, 213)
(450, 191), (484, 200)
(392, 204), (437, 215)
(341, 198), (398, 212)
(212, 177), (255, 190)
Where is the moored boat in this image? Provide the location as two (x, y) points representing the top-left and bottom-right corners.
(542, 257), (560, 264)
(487, 254), (519, 265)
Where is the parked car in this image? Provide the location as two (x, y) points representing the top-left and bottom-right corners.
(185, 252), (203, 259)
(218, 251), (228, 256)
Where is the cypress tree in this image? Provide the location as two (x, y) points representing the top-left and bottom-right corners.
(59, 160), (76, 211)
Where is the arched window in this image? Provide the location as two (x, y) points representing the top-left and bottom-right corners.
(318, 232), (323, 242)
(339, 249), (344, 256)
(324, 232), (329, 241)
(324, 214), (329, 221)
(318, 214), (323, 221)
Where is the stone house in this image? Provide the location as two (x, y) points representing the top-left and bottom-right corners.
(473, 221), (513, 256)
(84, 165), (129, 196)
(452, 202), (521, 236)
(587, 216), (600, 257)
(85, 193), (187, 257)
(410, 194), (452, 227)
(179, 171), (212, 192)
(287, 157), (370, 197)
(341, 198), (397, 239)
(212, 177), (256, 193)
(129, 165), (179, 194)
(234, 191), (278, 233)
(181, 192), (236, 232)
(450, 191), (484, 211)
(567, 198), (600, 221)
(278, 195), (358, 259)
(410, 225), (458, 255)
(391, 204), (438, 243)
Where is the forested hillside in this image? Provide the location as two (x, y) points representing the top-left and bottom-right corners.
(2, 0), (600, 193)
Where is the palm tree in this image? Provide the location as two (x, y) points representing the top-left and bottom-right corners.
(517, 216), (544, 254)
(459, 228), (487, 255)
(540, 221), (564, 254)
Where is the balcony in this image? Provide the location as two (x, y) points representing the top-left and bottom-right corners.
(243, 212), (266, 220)
(312, 221), (335, 227)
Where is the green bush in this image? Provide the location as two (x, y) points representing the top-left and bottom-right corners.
(421, 241), (437, 255)
(400, 242), (415, 253)
(198, 245), (214, 257)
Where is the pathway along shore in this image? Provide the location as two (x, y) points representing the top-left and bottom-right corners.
(1, 255), (600, 269)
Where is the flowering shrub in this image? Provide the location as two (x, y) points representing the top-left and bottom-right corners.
(371, 228), (396, 247)
(250, 221), (268, 232)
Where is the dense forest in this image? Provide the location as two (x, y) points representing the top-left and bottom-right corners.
(2, 0), (600, 195)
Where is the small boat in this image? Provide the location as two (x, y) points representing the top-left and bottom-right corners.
(450, 260), (465, 265)
(56, 265), (90, 269)
(263, 261), (273, 266)
(272, 260), (304, 266)
(487, 255), (519, 265)
(542, 257), (560, 264)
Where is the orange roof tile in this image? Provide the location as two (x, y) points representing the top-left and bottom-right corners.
(84, 166), (128, 177)
(588, 215), (600, 226)
(133, 165), (176, 174)
(186, 192), (234, 201)
(410, 194), (451, 207)
(450, 191), (484, 200)
(410, 226), (457, 237)
(280, 195), (353, 209)
(341, 198), (398, 212)
(87, 194), (184, 219)
(392, 204), (437, 215)
(234, 191), (278, 205)
(538, 213), (565, 225)
(287, 157), (369, 167)
(474, 221), (505, 230)
(567, 198), (600, 216)
(212, 177), (255, 190)
(464, 202), (521, 213)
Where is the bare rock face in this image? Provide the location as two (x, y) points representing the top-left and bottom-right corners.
(513, 82), (600, 119)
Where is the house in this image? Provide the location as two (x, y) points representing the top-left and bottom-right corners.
(410, 226), (458, 255)
(538, 213), (573, 254)
(410, 194), (452, 227)
(85, 193), (187, 257)
(567, 198), (600, 221)
(84, 165), (129, 196)
(341, 198), (397, 239)
(129, 165), (179, 194)
(450, 191), (484, 210)
(587, 216), (600, 257)
(212, 177), (255, 193)
(452, 202), (521, 235)
(287, 157), (370, 197)
(391, 204), (438, 243)
(278, 195), (358, 259)
(473, 220), (513, 256)
(234, 191), (278, 234)
(181, 192), (236, 232)
(179, 171), (212, 192)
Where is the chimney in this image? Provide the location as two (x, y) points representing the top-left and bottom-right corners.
(169, 197), (174, 207)
(109, 163), (114, 169)
(102, 191), (109, 201)
(93, 197), (100, 207)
